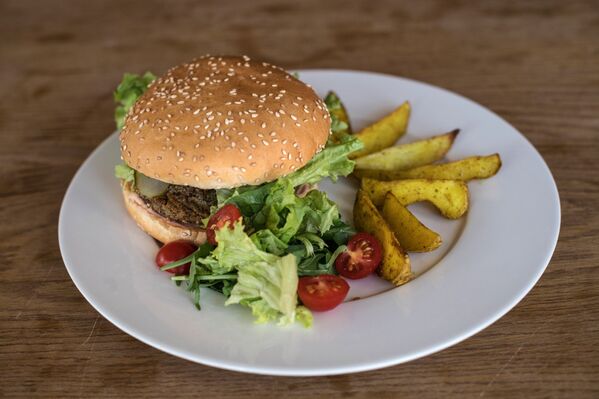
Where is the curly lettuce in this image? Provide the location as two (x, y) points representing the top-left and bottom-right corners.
(205, 222), (311, 326)
(114, 72), (156, 129)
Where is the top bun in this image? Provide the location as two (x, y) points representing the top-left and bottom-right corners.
(119, 55), (331, 189)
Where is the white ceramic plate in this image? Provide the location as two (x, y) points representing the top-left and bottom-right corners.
(58, 70), (560, 376)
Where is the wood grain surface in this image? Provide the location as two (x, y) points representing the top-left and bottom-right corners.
(1, 0), (598, 397)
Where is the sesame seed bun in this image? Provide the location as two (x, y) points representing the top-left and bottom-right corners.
(119, 55), (331, 189)
(122, 183), (207, 245)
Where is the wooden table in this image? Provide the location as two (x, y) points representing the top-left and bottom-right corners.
(2, 0), (598, 397)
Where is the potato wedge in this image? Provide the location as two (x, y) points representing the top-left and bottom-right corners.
(354, 129), (459, 170)
(361, 178), (469, 219)
(324, 91), (352, 139)
(355, 154), (501, 181)
(382, 192), (442, 252)
(354, 189), (412, 286)
(350, 102), (411, 159)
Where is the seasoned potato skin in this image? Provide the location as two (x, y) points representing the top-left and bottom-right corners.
(355, 154), (501, 181)
(382, 192), (442, 252)
(354, 129), (458, 170)
(350, 102), (411, 159)
(361, 178), (469, 219)
(353, 189), (412, 286)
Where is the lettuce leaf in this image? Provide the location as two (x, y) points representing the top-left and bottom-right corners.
(114, 72), (156, 129)
(284, 135), (363, 187)
(216, 135), (362, 242)
(251, 229), (288, 255)
(203, 221), (307, 325)
(325, 91), (351, 139)
(217, 183), (273, 217)
(114, 163), (136, 187)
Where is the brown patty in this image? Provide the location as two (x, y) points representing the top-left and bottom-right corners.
(137, 184), (217, 226)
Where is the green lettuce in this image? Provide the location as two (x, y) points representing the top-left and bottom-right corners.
(285, 135), (362, 187)
(203, 222), (308, 326)
(218, 136), (362, 214)
(114, 72), (156, 129)
(325, 91), (351, 138)
(114, 163), (136, 186)
(251, 181), (341, 243)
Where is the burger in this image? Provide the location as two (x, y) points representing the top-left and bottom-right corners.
(117, 56), (334, 244)
(113, 55), (363, 326)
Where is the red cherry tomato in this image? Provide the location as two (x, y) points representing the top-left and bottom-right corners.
(297, 275), (349, 312)
(155, 240), (197, 275)
(206, 204), (243, 245)
(335, 232), (383, 279)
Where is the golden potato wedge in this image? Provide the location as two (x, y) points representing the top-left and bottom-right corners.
(355, 154), (501, 181)
(350, 102), (411, 159)
(382, 192), (442, 252)
(324, 91), (352, 139)
(361, 178), (469, 219)
(354, 189), (412, 286)
(354, 129), (459, 170)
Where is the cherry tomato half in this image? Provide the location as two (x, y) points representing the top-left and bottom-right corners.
(206, 204), (242, 246)
(155, 240), (198, 275)
(298, 275), (349, 312)
(335, 232), (383, 279)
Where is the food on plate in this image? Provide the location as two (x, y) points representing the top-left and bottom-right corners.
(354, 129), (459, 171)
(349, 102), (411, 159)
(114, 55), (365, 326)
(353, 189), (412, 286)
(325, 91), (352, 141)
(155, 240), (198, 275)
(382, 193), (442, 252)
(334, 232), (382, 279)
(361, 177), (469, 219)
(297, 275), (350, 311)
(355, 154), (502, 181)
(205, 204), (242, 246)
(114, 72), (157, 130)
(113, 57), (502, 327)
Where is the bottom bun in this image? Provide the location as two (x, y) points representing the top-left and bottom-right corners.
(121, 183), (207, 245)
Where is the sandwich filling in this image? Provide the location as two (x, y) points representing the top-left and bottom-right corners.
(136, 185), (216, 227)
